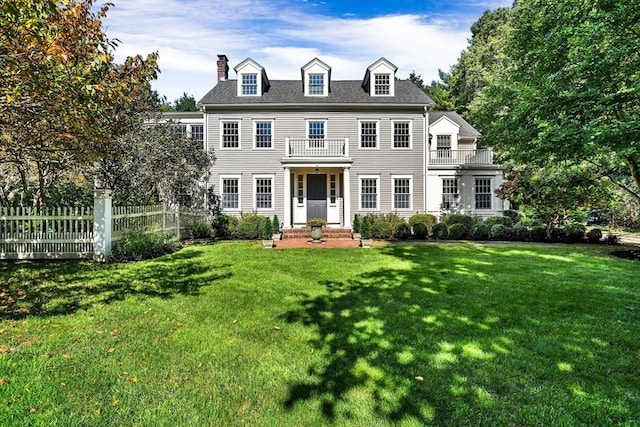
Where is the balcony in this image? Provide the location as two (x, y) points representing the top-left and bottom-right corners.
(429, 149), (494, 165)
(286, 138), (348, 158)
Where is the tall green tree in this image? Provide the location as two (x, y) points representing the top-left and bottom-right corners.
(409, 72), (454, 111)
(0, 0), (159, 206)
(173, 92), (198, 112)
(470, 0), (640, 201)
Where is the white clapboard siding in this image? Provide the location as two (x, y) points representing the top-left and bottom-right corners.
(0, 206), (94, 260)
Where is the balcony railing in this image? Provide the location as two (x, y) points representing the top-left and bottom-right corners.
(286, 138), (348, 158)
(429, 149), (494, 165)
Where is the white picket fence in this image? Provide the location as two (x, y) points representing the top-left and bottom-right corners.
(0, 193), (206, 261)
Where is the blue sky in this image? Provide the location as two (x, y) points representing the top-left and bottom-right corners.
(102, 0), (512, 102)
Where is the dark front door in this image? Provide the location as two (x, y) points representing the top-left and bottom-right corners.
(307, 174), (327, 221)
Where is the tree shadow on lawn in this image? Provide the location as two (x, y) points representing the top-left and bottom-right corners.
(281, 244), (639, 425)
(0, 247), (232, 320)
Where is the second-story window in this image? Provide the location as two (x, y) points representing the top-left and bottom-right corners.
(436, 135), (451, 159)
(308, 74), (324, 95)
(308, 121), (325, 149)
(222, 121), (240, 148)
(255, 121), (272, 149)
(393, 121), (411, 148)
(242, 74), (257, 95)
(374, 74), (391, 95)
(360, 121), (378, 148)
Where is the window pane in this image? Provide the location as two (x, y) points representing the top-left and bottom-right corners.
(442, 178), (459, 210)
(360, 121), (377, 148)
(361, 178), (378, 209)
(475, 178), (492, 209)
(309, 74), (324, 95)
(191, 125), (203, 142)
(394, 178), (410, 210)
(374, 74), (390, 95)
(242, 74), (257, 95)
(222, 122), (239, 148)
(255, 122), (272, 148)
(393, 122), (410, 148)
(255, 178), (272, 209)
(222, 178), (239, 209)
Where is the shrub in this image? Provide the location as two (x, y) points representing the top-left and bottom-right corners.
(586, 228), (603, 244)
(409, 214), (437, 234)
(306, 218), (327, 227)
(483, 216), (514, 229)
(606, 234), (620, 245)
(211, 214), (237, 239)
(112, 231), (180, 262)
(503, 209), (520, 224)
(192, 221), (214, 239)
(235, 213), (267, 240)
(448, 223), (466, 240)
(550, 227), (566, 243)
(352, 214), (361, 233)
(512, 224), (530, 241)
(412, 222), (428, 239)
(432, 222), (449, 239)
(442, 214), (476, 235)
(564, 223), (586, 243)
(384, 213), (406, 228)
(393, 222), (411, 239)
(272, 215), (280, 233)
(360, 216), (372, 239)
(490, 224), (511, 241)
(470, 223), (490, 240)
(530, 226), (546, 242)
(262, 217), (273, 240)
(371, 220), (394, 239)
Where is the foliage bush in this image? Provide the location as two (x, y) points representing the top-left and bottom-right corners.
(112, 232), (180, 262)
(371, 219), (394, 239)
(211, 214), (237, 239)
(530, 225), (547, 242)
(262, 218), (273, 240)
(512, 224), (530, 241)
(383, 213), (406, 228)
(272, 215), (280, 234)
(447, 223), (467, 240)
(393, 222), (412, 239)
(192, 221), (214, 239)
(564, 223), (586, 243)
(606, 234), (620, 245)
(360, 216), (372, 239)
(352, 214), (361, 233)
(503, 209), (521, 224)
(442, 214), (476, 235)
(235, 213), (267, 240)
(586, 228), (603, 244)
(550, 227), (567, 243)
(483, 216), (514, 229)
(409, 214), (437, 234)
(412, 222), (428, 239)
(490, 224), (511, 241)
(470, 223), (490, 240)
(432, 222), (449, 240)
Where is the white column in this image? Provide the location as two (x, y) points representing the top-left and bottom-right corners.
(283, 167), (291, 228)
(344, 137), (349, 157)
(343, 167), (351, 228)
(93, 189), (112, 262)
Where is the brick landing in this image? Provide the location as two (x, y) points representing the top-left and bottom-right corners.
(275, 238), (361, 249)
(282, 227), (353, 239)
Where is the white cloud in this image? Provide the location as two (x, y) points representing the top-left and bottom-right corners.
(102, 0), (499, 100)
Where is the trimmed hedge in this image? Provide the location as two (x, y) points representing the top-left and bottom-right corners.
(371, 220), (394, 239)
(235, 214), (267, 239)
(393, 222), (412, 239)
(490, 224), (511, 241)
(432, 222), (449, 239)
(484, 216), (514, 229)
(530, 226), (546, 242)
(470, 223), (490, 240)
(442, 214), (476, 235)
(564, 223), (586, 243)
(412, 222), (428, 239)
(409, 214), (437, 234)
(448, 223), (467, 240)
(512, 224), (530, 241)
(586, 228), (602, 243)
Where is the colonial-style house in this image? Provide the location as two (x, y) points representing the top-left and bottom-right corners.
(189, 54), (504, 229)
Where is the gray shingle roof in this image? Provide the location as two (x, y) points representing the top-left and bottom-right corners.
(198, 80), (434, 106)
(429, 111), (481, 138)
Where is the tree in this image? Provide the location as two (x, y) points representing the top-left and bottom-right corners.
(470, 0), (640, 202)
(409, 72), (454, 111)
(0, 0), (159, 206)
(172, 93), (198, 112)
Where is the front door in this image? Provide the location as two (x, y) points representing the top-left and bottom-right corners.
(307, 174), (327, 221)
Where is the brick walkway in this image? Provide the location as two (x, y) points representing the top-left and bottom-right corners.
(275, 238), (362, 249)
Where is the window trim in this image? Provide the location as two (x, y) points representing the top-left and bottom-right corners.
(474, 177), (493, 210)
(391, 175), (413, 211)
(220, 120), (241, 150)
(253, 120), (274, 150)
(253, 174), (275, 211)
(358, 120), (379, 149)
(359, 175), (380, 211)
(220, 175), (241, 212)
(392, 120), (413, 149)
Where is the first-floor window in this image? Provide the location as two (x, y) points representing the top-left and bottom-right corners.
(297, 174), (304, 204)
(475, 178), (492, 209)
(442, 178), (459, 210)
(190, 124), (204, 142)
(393, 177), (412, 210)
(330, 174), (337, 204)
(255, 177), (273, 209)
(360, 176), (379, 210)
(222, 178), (239, 210)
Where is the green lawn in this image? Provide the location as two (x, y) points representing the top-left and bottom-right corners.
(1, 242), (639, 426)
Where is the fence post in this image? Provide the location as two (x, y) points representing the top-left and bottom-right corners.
(93, 189), (112, 262)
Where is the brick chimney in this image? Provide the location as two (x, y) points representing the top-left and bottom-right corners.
(217, 54), (229, 82)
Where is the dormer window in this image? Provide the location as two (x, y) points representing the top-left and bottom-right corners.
(308, 74), (324, 95)
(374, 74), (391, 95)
(242, 74), (257, 95)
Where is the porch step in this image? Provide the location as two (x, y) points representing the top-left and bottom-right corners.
(282, 228), (353, 239)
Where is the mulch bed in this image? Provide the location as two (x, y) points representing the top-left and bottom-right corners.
(611, 249), (640, 261)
